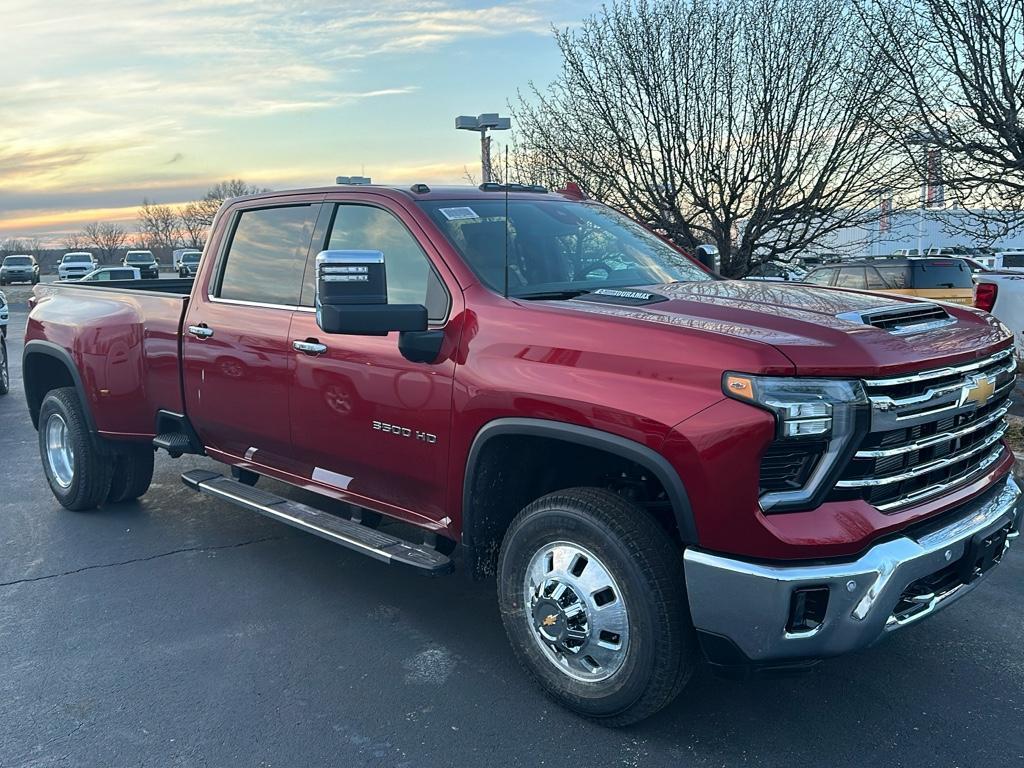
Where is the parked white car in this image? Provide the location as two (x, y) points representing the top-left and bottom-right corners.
(974, 273), (1024, 359)
(57, 251), (97, 281)
(79, 267), (141, 282)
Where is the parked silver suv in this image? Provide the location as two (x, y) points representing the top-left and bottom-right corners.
(1, 254), (40, 285)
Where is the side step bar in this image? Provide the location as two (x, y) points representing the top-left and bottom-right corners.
(181, 469), (453, 576)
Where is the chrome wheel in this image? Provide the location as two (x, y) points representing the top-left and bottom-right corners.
(45, 413), (75, 488)
(523, 542), (630, 682)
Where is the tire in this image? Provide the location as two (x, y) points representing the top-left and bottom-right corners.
(498, 488), (696, 726)
(38, 387), (114, 510)
(0, 338), (8, 396)
(107, 443), (155, 502)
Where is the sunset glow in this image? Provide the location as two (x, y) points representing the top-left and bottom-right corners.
(1, 0), (598, 244)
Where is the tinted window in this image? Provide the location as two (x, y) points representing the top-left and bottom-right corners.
(64, 254), (91, 263)
(911, 259), (972, 289)
(183, 253), (201, 263)
(835, 267), (866, 289)
(3, 256), (32, 266)
(866, 267), (887, 289)
(219, 205), (316, 305)
(1003, 255), (1024, 268)
(803, 268), (836, 286)
(875, 266), (911, 289)
(317, 205), (449, 321)
(419, 199), (710, 297)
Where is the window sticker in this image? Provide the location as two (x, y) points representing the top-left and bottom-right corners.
(439, 206), (480, 221)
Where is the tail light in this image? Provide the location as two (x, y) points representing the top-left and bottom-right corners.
(974, 282), (998, 312)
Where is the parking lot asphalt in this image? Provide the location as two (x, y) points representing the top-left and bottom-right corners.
(1, 279), (1022, 768)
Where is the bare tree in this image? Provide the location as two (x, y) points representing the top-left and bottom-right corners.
(0, 238), (26, 256)
(513, 0), (912, 275)
(25, 237), (43, 258)
(857, 0), (1024, 237)
(62, 232), (87, 252)
(178, 202), (208, 249)
(190, 179), (269, 227)
(83, 222), (129, 264)
(137, 199), (181, 252)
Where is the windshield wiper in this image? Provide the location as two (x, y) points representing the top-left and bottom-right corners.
(513, 289), (592, 301)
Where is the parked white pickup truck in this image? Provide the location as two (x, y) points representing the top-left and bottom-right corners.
(975, 273), (1024, 358)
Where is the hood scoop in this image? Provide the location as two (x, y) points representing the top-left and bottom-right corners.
(836, 303), (956, 335)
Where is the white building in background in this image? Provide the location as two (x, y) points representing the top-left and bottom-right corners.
(804, 208), (1024, 259)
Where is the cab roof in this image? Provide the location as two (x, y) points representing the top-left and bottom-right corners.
(226, 183), (577, 206)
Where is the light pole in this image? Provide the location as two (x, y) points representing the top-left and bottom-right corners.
(455, 113), (511, 183)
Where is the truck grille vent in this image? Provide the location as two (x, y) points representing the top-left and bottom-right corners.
(837, 303), (955, 335)
(827, 347), (1016, 512)
(759, 441), (826, 493)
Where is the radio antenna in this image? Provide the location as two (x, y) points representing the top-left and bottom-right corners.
(503, 144), (510, 298)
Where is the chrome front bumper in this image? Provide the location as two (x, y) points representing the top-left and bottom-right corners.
(684, 476), (1021, 664)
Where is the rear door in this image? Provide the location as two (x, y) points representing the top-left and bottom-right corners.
(286, 197), (460, 525)
(183, 200), (321, 468)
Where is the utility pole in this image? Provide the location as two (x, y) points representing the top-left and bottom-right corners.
(455, 113), (511, 183)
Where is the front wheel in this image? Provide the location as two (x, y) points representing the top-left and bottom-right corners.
(38, 387), (113, 510)
(498, 488), (696, 726)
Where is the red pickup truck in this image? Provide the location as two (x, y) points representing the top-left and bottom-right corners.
(23, 184), (1022, 725)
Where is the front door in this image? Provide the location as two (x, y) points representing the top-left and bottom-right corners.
(287, 199), (458, 525)
(183, 201), (320, 468)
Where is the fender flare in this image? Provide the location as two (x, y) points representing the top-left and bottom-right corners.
(462, 417), (698, 544)
(22, 340), (97, 433)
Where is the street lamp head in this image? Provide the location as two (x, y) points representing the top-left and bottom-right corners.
(455, 113), (511, 132)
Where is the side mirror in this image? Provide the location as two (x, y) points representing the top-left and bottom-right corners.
(315, 250), (427, 336)
(694, 244), (720, 272)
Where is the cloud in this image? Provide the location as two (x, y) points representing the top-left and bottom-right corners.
(0, 0), (596, 240)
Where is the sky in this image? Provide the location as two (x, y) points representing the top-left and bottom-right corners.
(0, 0), (602, 245)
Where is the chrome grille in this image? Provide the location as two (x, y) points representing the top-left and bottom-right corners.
(831, 348), (1016, 512)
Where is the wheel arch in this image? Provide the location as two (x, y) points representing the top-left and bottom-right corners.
(461, 418), (697, 578)
(22, 340), (96, 433)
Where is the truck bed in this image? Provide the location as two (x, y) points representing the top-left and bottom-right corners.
(26, 280), (192, 438)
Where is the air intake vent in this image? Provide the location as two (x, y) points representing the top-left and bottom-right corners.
(837, 304), (955, 335)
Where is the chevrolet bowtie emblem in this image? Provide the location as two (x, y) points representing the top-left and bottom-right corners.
(960, 375), (996, 408)
(542, 614), (559, 627)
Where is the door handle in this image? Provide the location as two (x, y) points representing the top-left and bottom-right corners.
(188, 324), (214, 339)
(293, 339), (328, 356)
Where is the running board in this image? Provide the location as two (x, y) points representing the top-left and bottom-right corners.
(181, 470), (453, 575)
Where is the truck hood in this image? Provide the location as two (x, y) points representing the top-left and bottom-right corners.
(550, 280), (1010, 376)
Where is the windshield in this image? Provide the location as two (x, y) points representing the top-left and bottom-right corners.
(126, 252), (154, 263)
(419, 198), (711, 297)
(3, 256), (32, 266)
(182, 252), (201, 263)
(911, 260), (972, 288)
(64, 254), (91, 263)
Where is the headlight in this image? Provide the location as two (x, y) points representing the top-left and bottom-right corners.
(724, 373), (869, 512)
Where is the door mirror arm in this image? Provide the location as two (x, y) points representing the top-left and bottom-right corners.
(398, 330), (445, 364)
